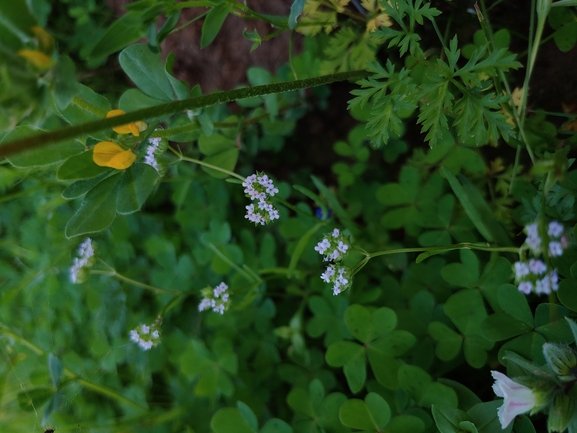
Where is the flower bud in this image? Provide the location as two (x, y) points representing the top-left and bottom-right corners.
(543, 343), (577, 382)
(547, 394), (575, 433)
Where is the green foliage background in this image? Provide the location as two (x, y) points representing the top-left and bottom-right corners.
(1, 0), (577, 432)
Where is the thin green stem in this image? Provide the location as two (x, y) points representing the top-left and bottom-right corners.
(172, 149), (246, 181)
(366, 242), (519, 259)
(94, 260), (180, 295)
(0, 323), (146, 411)
(171, 10), (210, 34)
(206, 242), (259, 283)
(0, 70), (368, 158)
(159, 294), (184, 317)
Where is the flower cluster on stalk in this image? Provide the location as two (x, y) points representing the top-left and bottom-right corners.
(315, 228), (352, 296)
(243, 172), (280, 225)
(198, 282), (230, 314)
(513, 221), (568, 296)
(129, 322), (161, 351)
(69, 238), (96, 284)
(142, 135), (168, 175)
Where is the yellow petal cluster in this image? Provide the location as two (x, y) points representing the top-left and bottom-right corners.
(93, 142), (136, 170)
(17, 49), (54, 69)
(106, 110), (147, 136)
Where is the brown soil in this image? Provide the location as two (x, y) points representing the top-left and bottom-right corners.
(107, 0), (302, 92)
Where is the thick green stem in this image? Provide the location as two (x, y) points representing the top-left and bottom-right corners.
(0, 70), (368, 158)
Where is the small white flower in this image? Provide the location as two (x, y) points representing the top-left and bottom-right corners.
(129, 323), (161, 351)
(198, 282), (230, 314)
(518, 281), (533, 295)
(535, 277), (551, 295)
(69, 238), (96, 284)
(491, 371), (539, 429)
(243, 172), (280, 226)
(315, 228), (351, 263)
(514, 262), (530, 280)
(548, 221), (564, 238)
(320, 264), (352, 295)
(528, 259), (547, 275)
(549, 241), (563, 257)
(315, 239), (331, 255)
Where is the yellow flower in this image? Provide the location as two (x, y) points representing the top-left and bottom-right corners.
(31, 26), (54, 54)
(106, 109), (147, 136)
(17, 49), (54, 69)
(511, 87), (523, 107)
(93, 142), (136, 170)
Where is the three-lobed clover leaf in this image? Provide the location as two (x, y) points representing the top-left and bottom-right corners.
(325, 304), (415, 393)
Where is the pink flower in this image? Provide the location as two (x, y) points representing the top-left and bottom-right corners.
(491, 371), (538, 428)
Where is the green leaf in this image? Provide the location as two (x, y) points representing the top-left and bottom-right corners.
(260, 419), (293, 433)
(554, 21), (577, 52)
(202, 148), (239, 179)
(65, 173), (122, 238)
(3, 126), (84, 168)
(558, 278), (577, 312)
(58, 83), (111, 140)
(442, 168), (510, 244)
(345, 304), (396, 344)
(481, 313), (533, 341)
(116, 163), (159, 214)
(497, 284), (533, 326)
(119, 89), (165, 112)
(287, 387), (314, 417)
(288, 223), (322, 278)
(89, 11), (145, 60)
(211, 408), (257, 433)
(119, 44), (180, 101)
(383, 415), (425, 433)
(339, 393), (391, 430)
(397, 364), (431, 402)
(441, 250), (479, 287)
(17, 387), (54, 412)
(417, 78), (452, 147)
(201, 3), (233, 49)
(198, 133), (236, 155)
(428, 321), (462, 361)
(289, 0), (306, 29)
(432, 405), (471, 433)
(325, 341), (366, 393)
(237, 401), (258, 431)
(53, 55), (77, 110)
(48, 354), (63, 388)
(58, 150), (110, 180)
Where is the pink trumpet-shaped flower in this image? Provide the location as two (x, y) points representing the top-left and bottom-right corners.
(491, 371), (538, 428)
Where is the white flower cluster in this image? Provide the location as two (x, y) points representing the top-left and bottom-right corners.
(514, 221), (568, 296)
(129, 323), (161, 351)
(314, 228), (350, 262)
(321, 264), (352, 296)
(144, 137), (162, 172)
(524, 221), (567, 256)
(198, 282), (230, 314)
(69, 238), (96, 284)
(243, 172), (280, 225)
(316, 228), (352, 295)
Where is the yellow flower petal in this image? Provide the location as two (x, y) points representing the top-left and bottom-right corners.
(31, 26), (54, 54)
(106, 109), (147, 136)
(108, 149), (137, 169)
(93, 141), (136, 170)
(17, 49), (54, 69)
